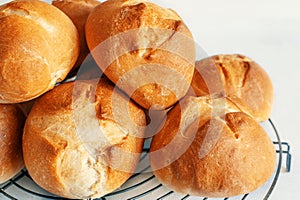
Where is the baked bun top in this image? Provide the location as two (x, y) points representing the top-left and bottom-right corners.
(0, 0), (79, 103)
(190, 54), (273, 121)
(23, 78), (146, 199)
(150, 96), (276, 197)
(86, 0), (195, 110)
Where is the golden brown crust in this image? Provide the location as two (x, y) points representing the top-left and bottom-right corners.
(190, 54), (274, 121)
(86, 0), (195, 110)
(23, 78), (145, 199)
(0, 0), (79, 103)
(150, 96), (276, 197)
(0, 104), (25, 184)
(52, 0), (100, 70)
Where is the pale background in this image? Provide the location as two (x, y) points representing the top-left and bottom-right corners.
(1, 0), (299, 199)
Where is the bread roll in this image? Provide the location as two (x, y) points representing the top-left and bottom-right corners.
(52, 0), (100, 70)
(23, 78), (146, 199)
(86, 0), (195, 110)
(190, 54), (274, 121)
(150, 96), (276, 198)
(0, 104), (25, 184)
(0, 0), (79, 103)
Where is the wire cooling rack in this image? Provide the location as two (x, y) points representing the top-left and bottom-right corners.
(0, 119), (291, 200)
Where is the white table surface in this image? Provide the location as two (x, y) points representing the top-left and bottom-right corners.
(1, 0), (299, 199)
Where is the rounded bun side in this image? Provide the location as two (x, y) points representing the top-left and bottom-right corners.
(52, 0), (100, 69)
(0, 0), (79, 103)
(0, 104), (25, 184)
(86, 0), (195, 110)
(23, 78), (146, 199)
(191, 54), (273, 121)
(150, 96), (276, 198)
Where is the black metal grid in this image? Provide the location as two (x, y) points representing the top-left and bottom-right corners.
(0, 119), (291, 200)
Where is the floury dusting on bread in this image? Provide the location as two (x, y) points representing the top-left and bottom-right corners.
(0, 0), (278, 199)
